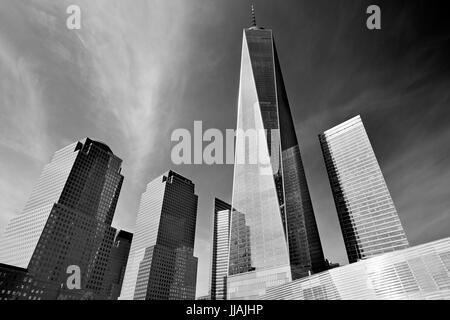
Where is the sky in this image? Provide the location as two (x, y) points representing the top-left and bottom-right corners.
(0, 0), (449, 297)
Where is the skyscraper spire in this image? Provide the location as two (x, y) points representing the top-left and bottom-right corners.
(251, 4), (256, 28)
(228, 14), (326, 300)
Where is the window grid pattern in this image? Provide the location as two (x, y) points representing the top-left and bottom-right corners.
(0, 139), (124, 300)
(319, 116), (409, 263)
(210, 199), (232, 300)
(262, 237), (450, 300)
(229, 26), (326, 299)
(229, 28), (292, 300)
(120, 171), (198, 300)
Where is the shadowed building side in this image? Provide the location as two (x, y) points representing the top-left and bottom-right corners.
(105, 230), (133, 300)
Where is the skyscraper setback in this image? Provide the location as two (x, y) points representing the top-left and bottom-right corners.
(228, 15), (325, 299)
(120, 170), (198, 300)
(0, 138), (124, 299)
(210, 198), (232, 300)
(319, 115), (409, 263)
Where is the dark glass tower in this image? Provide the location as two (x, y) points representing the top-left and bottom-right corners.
(120, 171), (198, 300)
(228, 14), (325, 299)
(210, 198), (231, 300)
(0, 138), (124, 299)
(105, 230), (133, 300)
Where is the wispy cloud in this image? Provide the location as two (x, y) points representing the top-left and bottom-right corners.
(71, 0), (193, 183)
(0, 0), (449, 297)
(0, 0), (216, 296)
(0, 32), (50, 161)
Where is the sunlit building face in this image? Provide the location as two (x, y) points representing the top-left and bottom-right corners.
(319, 115), (409, 263)
(262, 237), (450, 300)
(228, 24), (325, 299)
(210, 199), (231, 300)
(0, 138), (124, 299)
(120, 171), (198, 300)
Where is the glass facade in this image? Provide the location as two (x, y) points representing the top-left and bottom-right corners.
(262, 237), (450, 300)
(319, 115), (409, 263)
(210, 199), (231, 300)
(120, 171), (198, 300)
(228, 25), (325, 299)
(105, 230), (133, 300)
(0, 138), (124, 299)
(0, 263), (57, 300)
(0, 142), (80, 268)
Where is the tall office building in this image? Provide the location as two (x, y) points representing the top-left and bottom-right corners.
(0, 138), (124, 299)
(120, 171), (198, 300)
(228, 11), (325, 299)
(105, 230), (133, 300)
(210, 198), (231, 300)
(319, 115), (409, 263)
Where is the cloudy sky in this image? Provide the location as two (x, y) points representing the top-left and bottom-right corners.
(0, 0), (449, 297)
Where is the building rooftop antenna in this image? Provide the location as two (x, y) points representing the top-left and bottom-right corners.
(251, 4), (257, 28)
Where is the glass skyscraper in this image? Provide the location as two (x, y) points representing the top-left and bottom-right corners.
(105, 230), (133, 300)
(0, 138), (124, 299)
(228, 18), (325, 299)
(319, 115), (409, 263)
(120, 170), (198, 300)
(210, 198), (231, 300)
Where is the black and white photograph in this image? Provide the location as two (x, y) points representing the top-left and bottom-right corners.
(0, 0), (450, 314)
